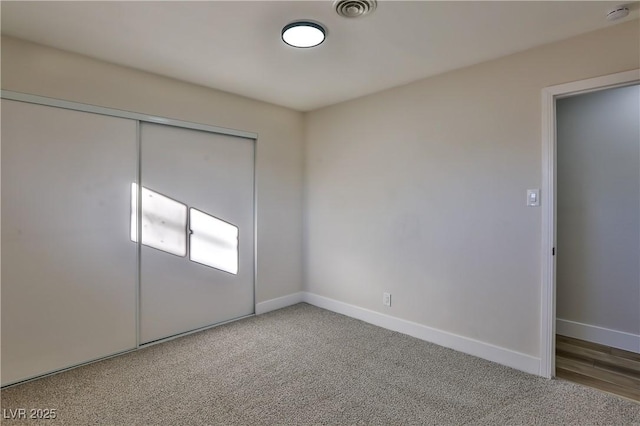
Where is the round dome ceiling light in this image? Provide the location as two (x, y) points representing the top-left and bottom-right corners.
(334, 0), (377, 18)
(606, 5), (630, 21)
(282, 21), (326, 48)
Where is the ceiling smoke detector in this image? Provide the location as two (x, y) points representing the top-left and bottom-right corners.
(606, 5), (630, 21)
(334, 0), (377, 18)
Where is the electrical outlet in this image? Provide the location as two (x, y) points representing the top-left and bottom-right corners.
(383, 292), (391, 307)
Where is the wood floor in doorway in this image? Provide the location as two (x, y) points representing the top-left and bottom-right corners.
(556, 334), (640, 402)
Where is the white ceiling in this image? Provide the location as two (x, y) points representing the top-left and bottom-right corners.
(1, 1), (638, 111)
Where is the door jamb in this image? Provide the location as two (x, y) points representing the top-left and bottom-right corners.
(539, 69), (640, 378)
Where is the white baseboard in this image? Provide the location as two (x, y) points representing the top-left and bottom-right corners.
(303, 292), (541, 376)
(557, 319), (640, 353)
(255, 292), (304, 315)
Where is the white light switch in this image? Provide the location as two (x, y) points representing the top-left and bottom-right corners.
(527, 189), (540, 207)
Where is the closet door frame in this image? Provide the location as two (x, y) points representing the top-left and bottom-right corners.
(1, 90), (258, 386)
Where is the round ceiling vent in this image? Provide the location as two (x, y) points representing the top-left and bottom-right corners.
(334, 0), (377, 18)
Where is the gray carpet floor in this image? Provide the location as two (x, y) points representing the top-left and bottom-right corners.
(2, 303), (639, 425)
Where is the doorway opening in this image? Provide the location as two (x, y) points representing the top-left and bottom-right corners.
(540, 70), (640, 400)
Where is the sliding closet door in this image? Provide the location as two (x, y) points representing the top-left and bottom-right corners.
(139, 123), (254, 344)
(1, 100), (137, 386)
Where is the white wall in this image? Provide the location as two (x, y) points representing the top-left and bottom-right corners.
(0, 36), (305, 304)
(556, 84), (640, 351)
(304, 20), (640, 360)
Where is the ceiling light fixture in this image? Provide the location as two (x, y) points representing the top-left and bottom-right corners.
(281, 21), (326, 48)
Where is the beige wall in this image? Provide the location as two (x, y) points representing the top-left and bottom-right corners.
(1, 36), (305, 304)
(304, 20), (640, 358)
